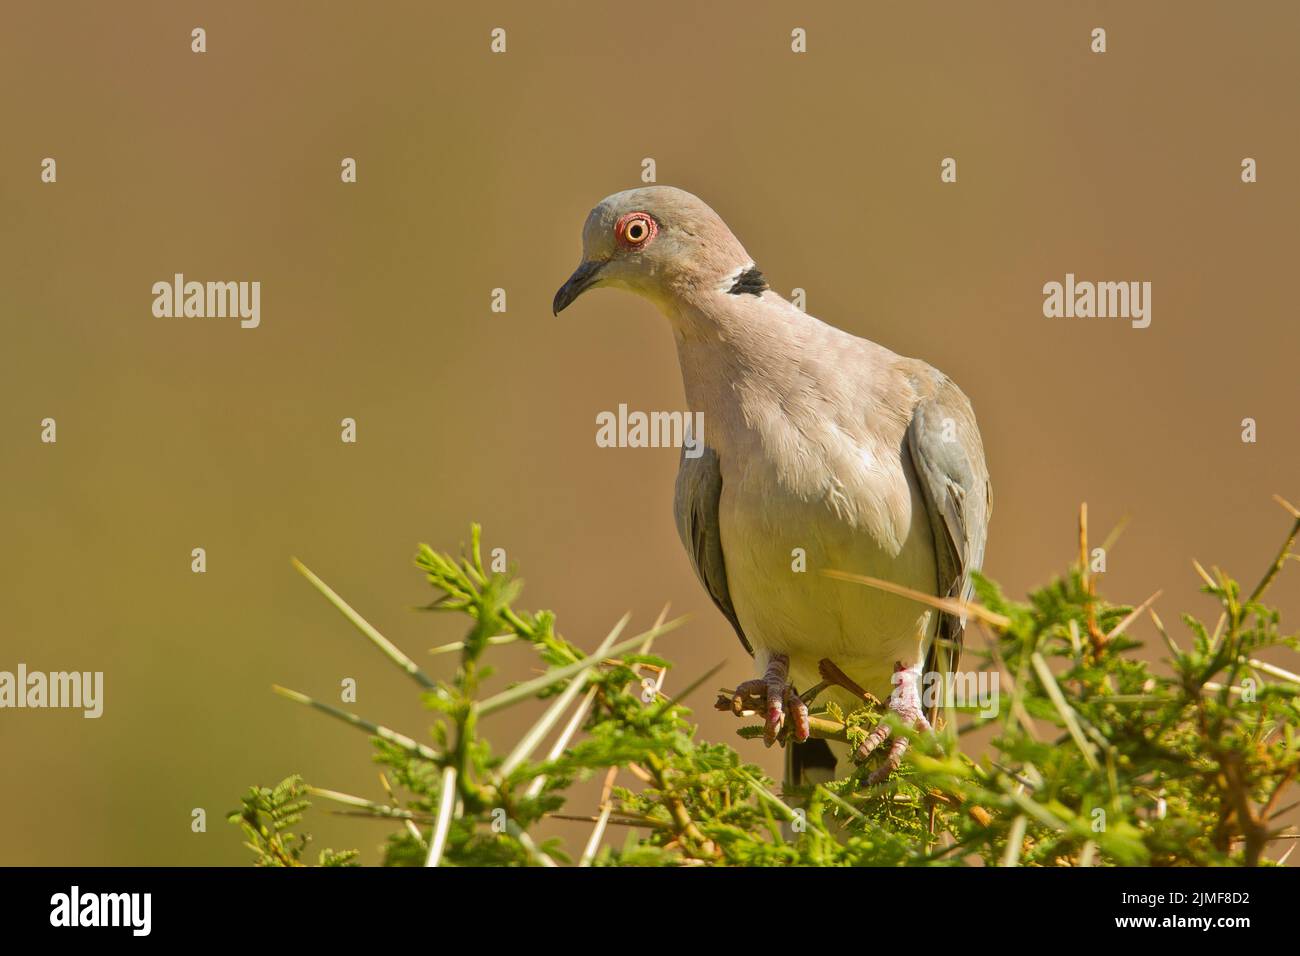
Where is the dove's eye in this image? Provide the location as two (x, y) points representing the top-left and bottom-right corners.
(616, 213), (657, 247)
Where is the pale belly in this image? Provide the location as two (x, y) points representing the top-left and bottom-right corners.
(718, 456), (939, 705)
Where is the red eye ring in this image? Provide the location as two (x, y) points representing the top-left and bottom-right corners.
(615, 212), (657, 247)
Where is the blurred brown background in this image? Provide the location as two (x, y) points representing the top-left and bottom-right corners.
(1, 1), (1297, 865)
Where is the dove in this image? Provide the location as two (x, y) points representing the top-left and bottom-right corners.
(555, 186), (990, 784)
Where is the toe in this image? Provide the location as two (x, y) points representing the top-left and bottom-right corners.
(763, 700), (785, 747)
(731, 679), (766, 717)
(763, 680), (787, 746)
(785, 687), (810, 743)
(867, 735), (910, 785)
(855, 721), (893, 761)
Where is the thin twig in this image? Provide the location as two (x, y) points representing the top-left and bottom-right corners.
(292, 558), (436, 689)
(425, 766), (458, 867)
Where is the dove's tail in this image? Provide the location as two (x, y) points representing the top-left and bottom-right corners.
(785, 736), (839, 789)
(782, 737), (841, 839)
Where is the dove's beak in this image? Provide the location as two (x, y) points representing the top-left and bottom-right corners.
(553, 259), (607, 316)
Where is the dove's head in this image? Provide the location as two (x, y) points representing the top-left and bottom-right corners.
(553, 186), (754, 315)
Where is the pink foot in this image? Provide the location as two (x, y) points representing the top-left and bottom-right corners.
(730, 653), (810, 747)
(856, 661), (931, 784)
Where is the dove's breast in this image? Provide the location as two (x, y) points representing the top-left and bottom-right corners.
(714, 404), (939, 704)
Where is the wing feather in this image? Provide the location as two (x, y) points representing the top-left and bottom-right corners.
(673, 445), (752, 656)
(904, 373), (992, 722)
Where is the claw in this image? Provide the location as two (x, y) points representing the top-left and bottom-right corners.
(730, 678), (767, 717)
(763, 677), (786, 746)
(855, 661), (931, 783)
(784, 684), (810, 744)
(721, 654), (810, 747)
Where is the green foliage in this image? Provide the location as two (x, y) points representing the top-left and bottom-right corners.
(228, 775), (359, 867)
(234, 509), (1300, 866)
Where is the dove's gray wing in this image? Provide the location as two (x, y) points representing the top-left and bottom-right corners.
(904, 371), (992, 722)
(676, 444), (840, 785)
(673, 445), (752, 656)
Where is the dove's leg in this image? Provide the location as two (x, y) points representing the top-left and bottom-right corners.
(856, 660), (931, 784)
(730, 652), (810, 747)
